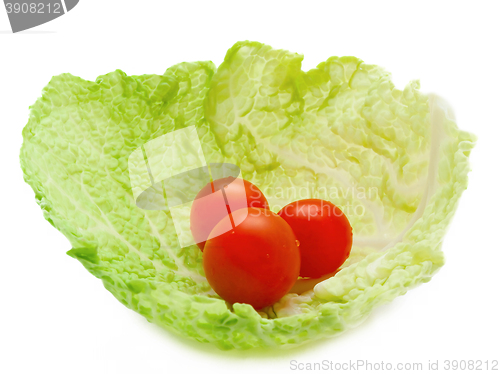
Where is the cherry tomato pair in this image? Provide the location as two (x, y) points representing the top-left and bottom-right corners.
(189, 178), (352, 309)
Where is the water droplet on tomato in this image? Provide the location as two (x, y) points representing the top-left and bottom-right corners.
(296, 240), (300, 247)
(266, 254), (270, 258)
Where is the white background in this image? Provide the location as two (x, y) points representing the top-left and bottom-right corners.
(1, 1), (499, 373)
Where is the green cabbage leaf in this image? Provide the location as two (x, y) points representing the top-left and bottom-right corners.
(20, 41), (475, 349)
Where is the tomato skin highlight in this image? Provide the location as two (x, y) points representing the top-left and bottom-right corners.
(203, 207), (300, 310)
(190, 177), (268, 251)
(278, 199), (352, 279)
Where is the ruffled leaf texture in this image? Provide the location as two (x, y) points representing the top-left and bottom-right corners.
(20, 41), (476, 350)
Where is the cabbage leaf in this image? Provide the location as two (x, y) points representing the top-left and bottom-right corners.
(20, 41), (475, 350)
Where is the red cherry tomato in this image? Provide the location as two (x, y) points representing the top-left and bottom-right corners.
(203, 207), (300, 309)
(278, 199), (352, 278)
(190, 177), (268, 251)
